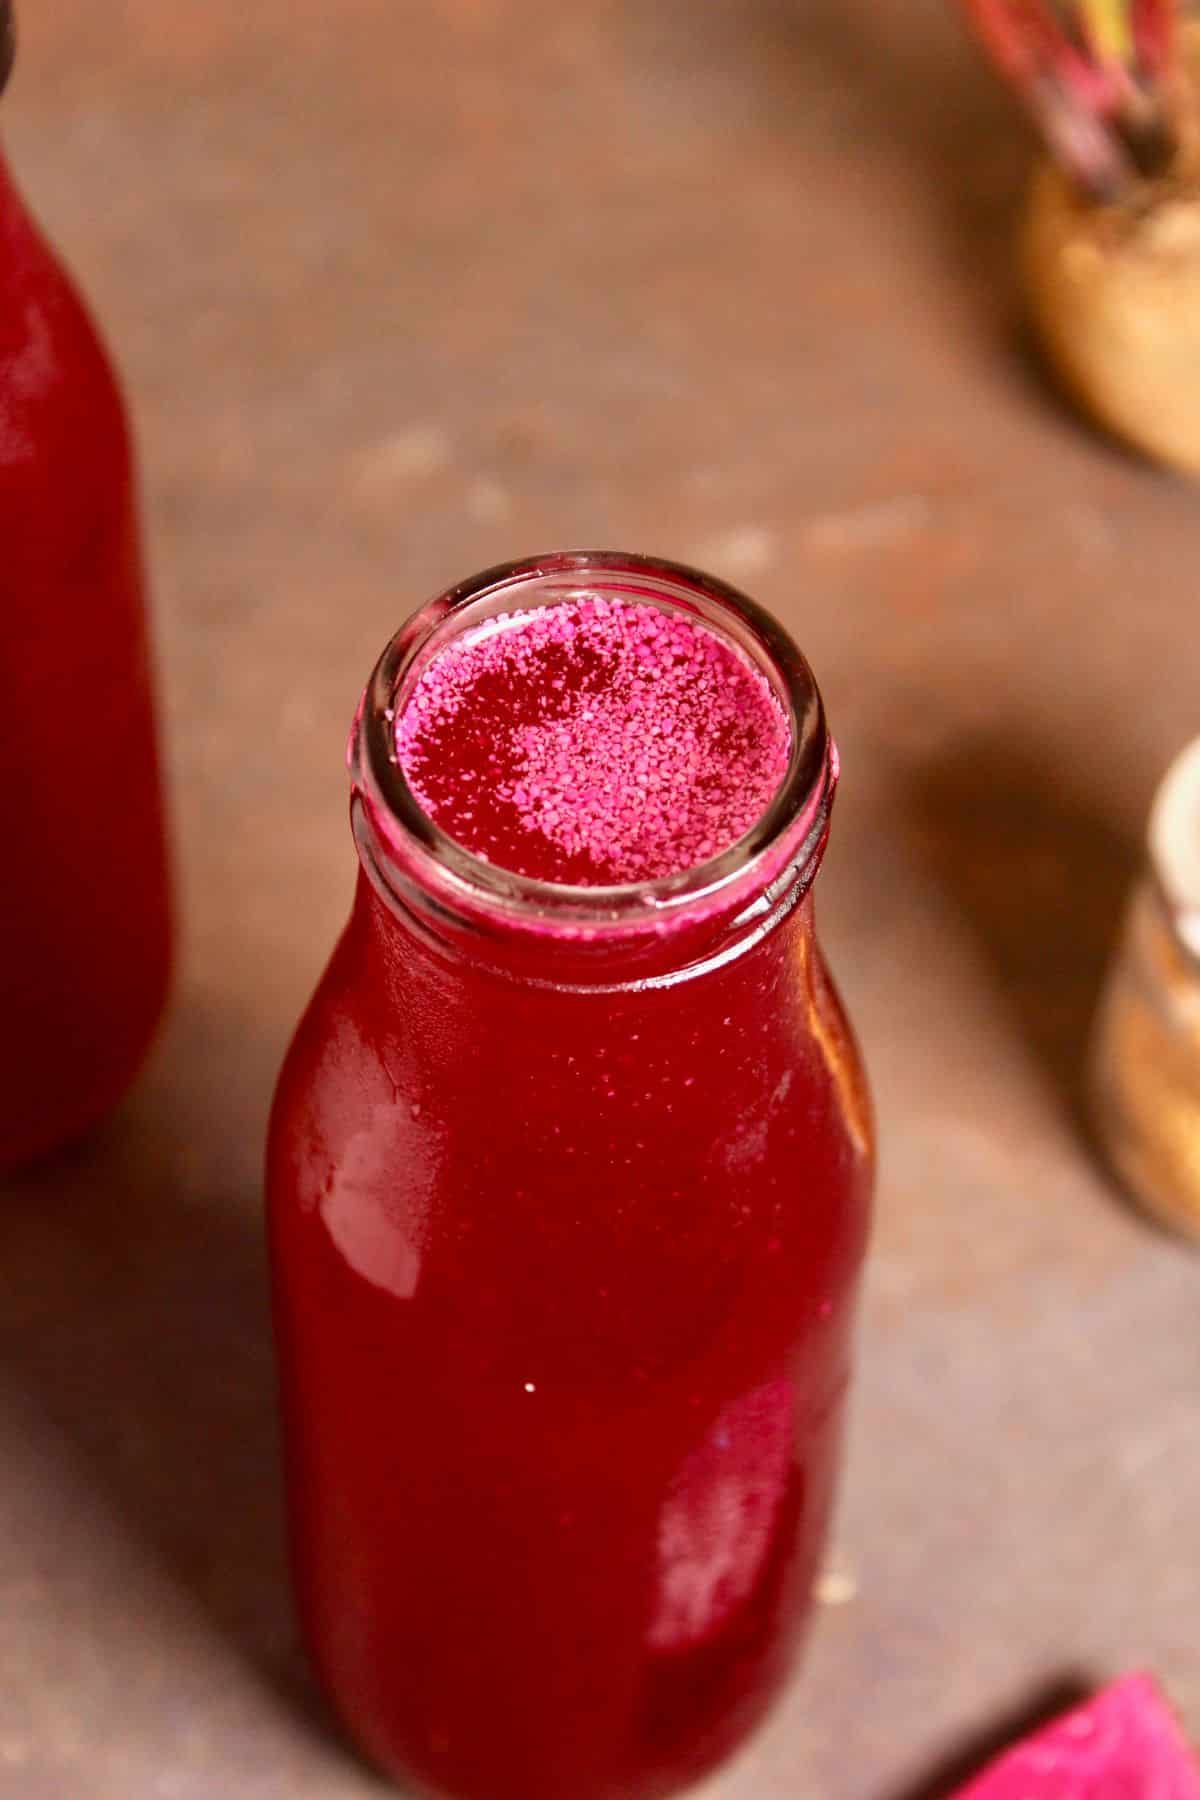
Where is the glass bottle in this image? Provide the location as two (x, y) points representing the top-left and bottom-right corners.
(1090, 735), (1200, 1240)
(266, 552), (873, 1800)
(0, 1), (171, 1171)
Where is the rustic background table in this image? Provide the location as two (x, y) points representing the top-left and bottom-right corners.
(2, 1), (1197, 1794)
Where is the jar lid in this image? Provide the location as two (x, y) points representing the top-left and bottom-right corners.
(1149, 734), (1200, 963)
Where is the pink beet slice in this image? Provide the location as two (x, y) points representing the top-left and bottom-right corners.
(952, 1675), (1200, 1799)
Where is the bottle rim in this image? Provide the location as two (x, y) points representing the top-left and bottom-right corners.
(350, 550), (836, 944)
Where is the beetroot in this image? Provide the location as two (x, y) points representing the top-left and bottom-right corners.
(952, 1676), (1200, 1799)
(958, 5), (1200, 475)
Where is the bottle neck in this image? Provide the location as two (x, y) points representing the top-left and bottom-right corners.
(348, 551), (837, 990)
(353, 795), (829, 993)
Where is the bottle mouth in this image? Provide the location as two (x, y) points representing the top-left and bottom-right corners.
(350, 550), (836, 944)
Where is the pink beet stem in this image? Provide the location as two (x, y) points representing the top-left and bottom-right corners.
(958, 0), (1179, 192)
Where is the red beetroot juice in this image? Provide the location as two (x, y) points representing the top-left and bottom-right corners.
(0, 7), (170, 1170)
(267, 553), (872, 1800)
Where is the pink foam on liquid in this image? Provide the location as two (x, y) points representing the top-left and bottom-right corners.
(395, 597), (792, 887)
(952, 1675), (1200, 1800)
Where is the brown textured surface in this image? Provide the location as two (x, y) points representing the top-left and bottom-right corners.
(1, 1), (1198, 1795)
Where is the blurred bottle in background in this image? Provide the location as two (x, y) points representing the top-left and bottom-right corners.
(0, 1), (171, 1172)
(1090, 736), (1200, 1242)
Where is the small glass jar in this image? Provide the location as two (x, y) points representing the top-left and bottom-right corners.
(1090, 736), (1200, 1240)
(266, 552), (874, 1800)
(0, 1), (171, 1171)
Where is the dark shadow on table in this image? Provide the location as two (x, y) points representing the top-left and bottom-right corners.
(622, 0), (1027, 319)
(903, 734), (1138, 1133)
(0, 991), (346, 1759)
(798, 0), (1027, 297)
(618, 0), (1105, 432)
(884, 1672), (1096, 1800)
